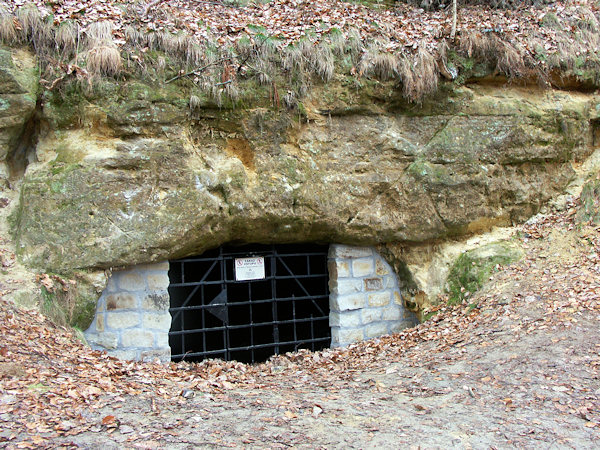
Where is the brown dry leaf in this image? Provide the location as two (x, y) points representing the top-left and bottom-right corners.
(101, 415), (117, 426)
(284, 410), (297, 419)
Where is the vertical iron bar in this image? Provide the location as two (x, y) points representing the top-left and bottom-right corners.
(310, 314), (315, 351)
(249, 281), (254, 363)
(271, 246), (279, 355)
(292, 294), (297, 349)
(180, 262), (185, 356)
(181, 298), (185, 357)
(201, 283), (206, 356)
(221, 246), (229, 360)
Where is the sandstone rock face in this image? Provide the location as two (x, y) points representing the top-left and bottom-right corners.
(8, 54), (598, 282)
(0, 48), (38, 183)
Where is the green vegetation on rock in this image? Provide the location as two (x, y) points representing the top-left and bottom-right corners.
(577, 177), (600, 224)
(446, 242), (523, 305)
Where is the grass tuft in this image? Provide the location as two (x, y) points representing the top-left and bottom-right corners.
(0, 7), (19, 44)
(87, 44), (122, 76)
(85, 21), (113, 43)
(310, 42), (335, 81)
(400, 46), (437, 103)
(55, 20), (77, 56)
(14, 3), (41, 38)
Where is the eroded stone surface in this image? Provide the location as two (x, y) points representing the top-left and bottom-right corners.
(9, 77), (596, 273)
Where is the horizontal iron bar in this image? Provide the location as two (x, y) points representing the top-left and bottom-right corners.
(169, 274), (328, 287)
(169, 315), (329, 335)
(171, 336), (331, 359)
(169, 295), (329, 311)
(172, 252), (328, 263)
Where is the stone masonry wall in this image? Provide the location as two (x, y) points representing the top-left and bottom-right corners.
(85, 245), (418, 361)
(328, 245), (417, 347)
(84, 262), (172, 362)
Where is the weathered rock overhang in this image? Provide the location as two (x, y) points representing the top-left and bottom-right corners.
(2, 48), (599, 322)
(10, 81), (598, 273)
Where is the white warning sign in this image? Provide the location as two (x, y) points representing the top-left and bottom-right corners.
(235, 256), (265, 281)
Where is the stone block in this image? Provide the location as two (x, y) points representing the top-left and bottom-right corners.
(375, 259), (390, 276)
(140, 349), (171, 363)
(330, 278), (363, 295)
(86, 331), (118, 350)
(329, 245), (373, 259)
(331, 327), (364, 344)
(328, 259), (350, 278)
(146, 272), (170, 291)
(96, 314), (105, 332)
(143, 312), (172, 330)
(121, 329), (154, 348)
(105, 293), (137, 310)
(105, 276), (117, 293)
(365, 322), (388, 339)
(381, 306), (402, 321)
(352, 259), (374, 277)
(117, 272), (145, 291)
(155, 332), (169, 348)
(142, 293), (170, 311)
(331, 293), (365, 312)
(329, 310), (362, 327)
(384, 276), (397, 289)
(109, 349), (139, 361)
(106, 312), (141, 329)
(394, 291), (403, 305)
(364, 277), (383, 291)
(390, 322), (413, 334)
(368, 291), (391, 307)
(361, 308), (382, 324)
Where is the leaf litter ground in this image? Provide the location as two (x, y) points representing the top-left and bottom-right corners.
(1, 198), (599, 448)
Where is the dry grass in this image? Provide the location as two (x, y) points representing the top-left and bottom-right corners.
(359, 40), (399, 80)
(576, 7), (599, 33)
(14, 3), (41, 38)
(400, 46), (438, 103)
(55, 20), (77, 56)
(124, 25), (144, 46)
(85, 21), (114, 43)
(310, 42), (335, 81)
(3, 3), (600, 105)
(459, 30), (496, 60)
(496, 39), (526, 78)
(84, 21), (122, 76)
(0, 7), (19, 44)
(187, 43), (205, 67)
(189, 94), (201, 111)
(87, 45), (122, 76)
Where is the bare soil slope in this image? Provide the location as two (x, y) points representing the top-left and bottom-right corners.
(1, 199), (599, 448)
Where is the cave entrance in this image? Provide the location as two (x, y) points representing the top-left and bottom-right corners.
(168, 243), (330, 363)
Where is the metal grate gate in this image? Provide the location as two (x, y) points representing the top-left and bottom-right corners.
(168, 244), (330, 363)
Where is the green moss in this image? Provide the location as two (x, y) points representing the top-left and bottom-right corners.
(577, 178), (600, 224)
(407, 159), (452, 183)
(446, 242), (523, 305)
(541, 12), (561, 30)
(39, 273), (97, 330)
